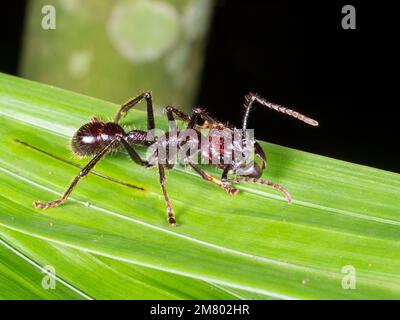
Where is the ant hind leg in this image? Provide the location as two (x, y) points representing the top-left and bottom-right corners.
(34, 136), (123, 209)
(114, 91), (155, 130)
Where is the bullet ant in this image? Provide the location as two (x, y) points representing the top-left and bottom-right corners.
(34, 92), (318, 226)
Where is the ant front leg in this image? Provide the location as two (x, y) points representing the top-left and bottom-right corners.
(114, 91), (155, 130)
(225, 177), (292, 204)
(34, 136), (123, 209)
(189, 163), (238, 195)
(254, 141), (267, 170)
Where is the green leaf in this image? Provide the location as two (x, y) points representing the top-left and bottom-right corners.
(0, 72), (399, 299)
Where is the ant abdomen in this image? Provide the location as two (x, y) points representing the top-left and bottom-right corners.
(71, 121), (124, 156)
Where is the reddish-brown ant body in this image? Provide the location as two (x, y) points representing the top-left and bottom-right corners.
(34, 92), (318, 226)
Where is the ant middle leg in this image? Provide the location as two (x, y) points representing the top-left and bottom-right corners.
(114, 91), (155, 130)
(158, 163), (177, 226)
(189, 163), (238, 195)
(164, 105), (205, 131)
(164, 105), (186, 132)
(34, 136), (124, 209)
(120, 139), (150, 167)
(165, 105), (190, 123)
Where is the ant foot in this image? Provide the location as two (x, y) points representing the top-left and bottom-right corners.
(33, 199), (64, 209)
(227, 187), (238, 195)
(221, 184), (238, 195)
(286, 193), (293, 204)
(168, 216), (177, 227)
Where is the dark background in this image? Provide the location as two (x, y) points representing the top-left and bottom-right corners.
(2, 1), (399, 172)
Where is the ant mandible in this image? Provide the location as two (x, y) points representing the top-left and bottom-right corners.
(34, 92), (318, 226)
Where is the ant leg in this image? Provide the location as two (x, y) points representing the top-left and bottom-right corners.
(164, 105), (184, 132)
(186, 108), (203, 129)
(165, 105), (190, 123)
(189, 163), (238, 195)
(221, 165), (232, 180)
(158, 164), (177, 226)
(188, 108), (219, 129)
(242, 92), (319, 132)
(164, 106), (219, 130)
(114, 91), (155, 130)
(254, 141), (267, 170)
(225, 177), (292, 204)
(120, 139), (149, 167)
(34, 136), (123, 209)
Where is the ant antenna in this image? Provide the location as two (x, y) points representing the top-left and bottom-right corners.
(242, 93), (319, 131)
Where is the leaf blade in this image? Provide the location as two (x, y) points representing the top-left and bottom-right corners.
(1, 72), (400, 299)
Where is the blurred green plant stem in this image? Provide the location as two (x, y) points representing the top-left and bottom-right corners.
(21, 0), (214, 113)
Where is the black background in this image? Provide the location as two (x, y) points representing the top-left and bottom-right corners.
(1, 1), (399, 172)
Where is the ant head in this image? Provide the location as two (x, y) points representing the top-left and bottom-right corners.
(71, 120), (124, 157)
(193, 114), (207, 128)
